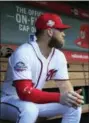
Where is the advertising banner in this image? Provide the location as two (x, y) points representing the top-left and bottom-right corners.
(0, 2), (89, 62)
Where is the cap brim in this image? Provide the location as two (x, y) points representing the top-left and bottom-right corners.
(57, 24), (71, 30)
(74, 39), (89, 48)
(75, 38), (81, 43)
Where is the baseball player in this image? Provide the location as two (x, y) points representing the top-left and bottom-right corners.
(0, 13), (84, 123)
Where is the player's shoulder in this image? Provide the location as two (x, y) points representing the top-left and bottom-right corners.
(54, 48), (67, 62)
(9, 43), (34, 62)
(14, 43), (33, 55)
(55, 48), (65, 57)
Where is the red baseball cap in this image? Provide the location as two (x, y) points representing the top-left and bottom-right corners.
(35, 13), (71, 30)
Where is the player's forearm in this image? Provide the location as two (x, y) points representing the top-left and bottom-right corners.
(56, 80), (74, 93)
(14, 80), (60, 104)
(22, 88), (60, 103)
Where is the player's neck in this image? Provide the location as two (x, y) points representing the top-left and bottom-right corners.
(37, 40), (52, 59)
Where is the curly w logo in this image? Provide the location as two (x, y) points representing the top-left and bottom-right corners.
(46, 69), (57, 81)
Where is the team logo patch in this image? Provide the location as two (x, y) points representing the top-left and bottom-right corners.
(47, 20), (55, 27)
(14, 62), (27, 71)
(46, 69), (58, 81)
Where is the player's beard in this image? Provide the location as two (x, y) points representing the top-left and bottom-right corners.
(48, 36), (64, 49)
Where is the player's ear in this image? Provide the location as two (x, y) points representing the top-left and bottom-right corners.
(47, 28), (53, 37)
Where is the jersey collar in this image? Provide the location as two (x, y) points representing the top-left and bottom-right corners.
(28, 34), (55, 62)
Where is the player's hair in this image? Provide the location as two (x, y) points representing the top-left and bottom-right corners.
(35, 29), (45, 42)
(35, 30), (41, 36)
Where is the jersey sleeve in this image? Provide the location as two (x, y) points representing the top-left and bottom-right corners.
(10, 48), (32, 81)
(53, 51), (69, 80)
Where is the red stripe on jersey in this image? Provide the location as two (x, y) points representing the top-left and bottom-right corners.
(14, 80), (60, 104)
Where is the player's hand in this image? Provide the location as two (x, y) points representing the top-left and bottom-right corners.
(60, 90), (84, 108)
